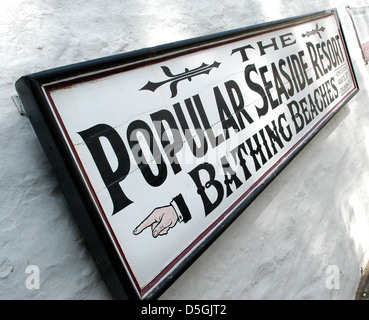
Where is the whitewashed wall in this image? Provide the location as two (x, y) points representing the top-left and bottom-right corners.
(1, 0), (369, 299)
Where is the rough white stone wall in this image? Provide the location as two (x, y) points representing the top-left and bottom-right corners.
(1, 0), (369, 299)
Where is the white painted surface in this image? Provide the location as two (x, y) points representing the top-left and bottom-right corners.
(1, 0), (369, 299)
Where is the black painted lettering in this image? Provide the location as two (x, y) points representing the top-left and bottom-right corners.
(78, 124), (133, 215)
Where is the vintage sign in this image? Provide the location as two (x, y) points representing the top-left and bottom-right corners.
(347, 6), (369, 62)
(15, 9), (358, 299)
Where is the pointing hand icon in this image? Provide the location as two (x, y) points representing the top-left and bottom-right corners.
(133, 205), (178, 238)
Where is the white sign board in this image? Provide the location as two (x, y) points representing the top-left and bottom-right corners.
(347, 6), (369, 62)
(16, 9), (358, 299)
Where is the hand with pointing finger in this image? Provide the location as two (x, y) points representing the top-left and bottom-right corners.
(133, 205), (178, 238)
(133, 194), (192, 239)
